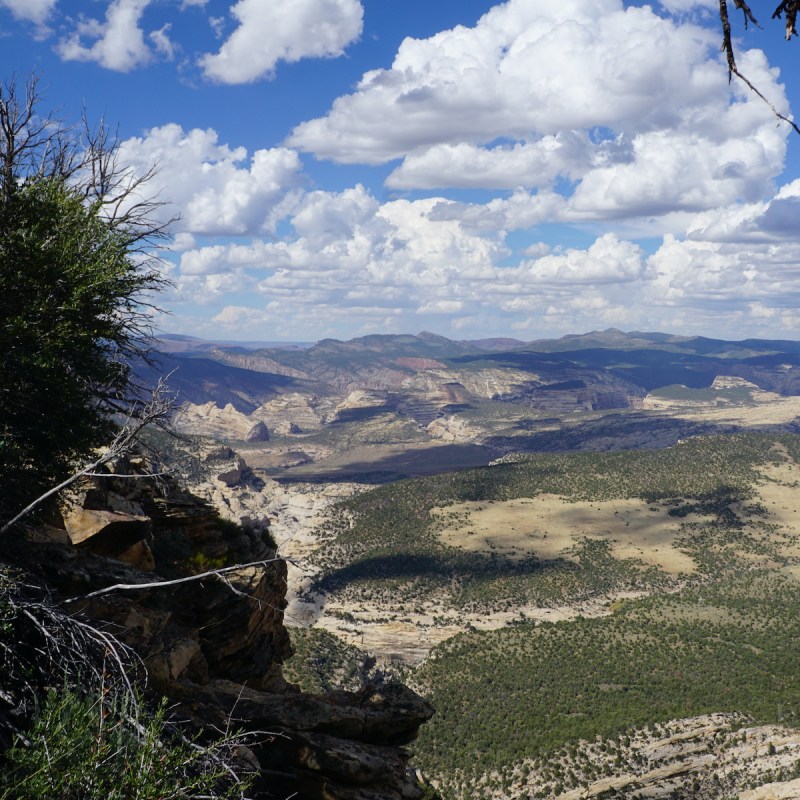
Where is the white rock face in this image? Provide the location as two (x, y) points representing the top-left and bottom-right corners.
(252, 392), (325, 432)
(215, 455), (248, 487)
(173, 402), (267, 442)
(710, 375), (760, 391)
(403, 367), (535, 398)
(427, 415), (478, 443)
(335, 390), (389, 409)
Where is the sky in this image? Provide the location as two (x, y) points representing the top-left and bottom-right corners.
(3, 0), (800, 343)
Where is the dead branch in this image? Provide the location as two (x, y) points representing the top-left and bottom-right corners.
(773, 0), (800, 39)
(732, 64), (800, 134)
(0, 376), (175, 537)
(64, 557), (295, 605)
(1, 571), (144, 710)
(0, 75), (177, 243)
(719, 0), (800, 134)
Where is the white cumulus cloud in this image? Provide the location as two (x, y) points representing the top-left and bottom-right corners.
(165, 172), (800, 341)
(0, 0), (55, 24)
(518, 234), (646, 285)
(57, 0), (155, 71)
(289, 0), (723, 163)
(289, 0), (789, 220)
(386, 134), (592, 190)
(118, 124), (304, 238)
(199, 0), (363, 84)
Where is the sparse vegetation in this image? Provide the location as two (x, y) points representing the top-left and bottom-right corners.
(287, 432), (800, 798)
(1, 688), (253, 800)
(306, 433), (787, 611)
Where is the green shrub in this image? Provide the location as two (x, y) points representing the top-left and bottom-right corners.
(1, 688), (252, 800)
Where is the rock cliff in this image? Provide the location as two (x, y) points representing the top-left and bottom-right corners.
(6, 454), (434, 800)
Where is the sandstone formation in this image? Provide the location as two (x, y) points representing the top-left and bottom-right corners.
(173, 401), (271, 442)
(402, 367), (534, 399)
(426, 415), (478, 443)
(11, 456), (434, 800)
(334, 389), (392, 411)
(246, 420), (270, 442)
(252, 392), (326, 432)
(493, 372), (645, 413)
(541, 715), (800, 800)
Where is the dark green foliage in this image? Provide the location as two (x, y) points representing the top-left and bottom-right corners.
(412, 573), (800, 796)
(650, 383), (755, 404)
(283, 626), (369, 693)
(0, 176), (164, 523)
(1, 688), (252, 800)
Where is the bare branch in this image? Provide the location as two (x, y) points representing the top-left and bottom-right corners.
(773, 0), (800, 39)
(3, 573), (144, 710)
(66, 557), (294, 604)
(718, 0), (799, 134)
(0, 376), (175, 536)
(732, 64), (800, 135)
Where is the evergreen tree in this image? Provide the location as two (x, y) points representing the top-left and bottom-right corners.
(0, 76), (169, 525)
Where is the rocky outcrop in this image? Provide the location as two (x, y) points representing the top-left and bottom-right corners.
(252, 392), (326, 433)
(214, 455), (248, 487)
(493, 371), (645, 413)
(402, 367), (535, 399)
(427, 415), (478, 443)
(15, 454), (433, 800)
(331, 390), (395, 423)
(180, 680), (433, 799)
(246, 420), (270, 442)
(173, 401), (271, 442)
(492, 713), (800, 800)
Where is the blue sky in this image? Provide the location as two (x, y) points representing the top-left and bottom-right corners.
(3, 0), (800, 342)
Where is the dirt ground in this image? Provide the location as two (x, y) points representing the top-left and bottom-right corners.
(434, 495), (701, 575)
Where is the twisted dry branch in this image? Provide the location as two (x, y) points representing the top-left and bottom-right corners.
(718, 0), (800, 135)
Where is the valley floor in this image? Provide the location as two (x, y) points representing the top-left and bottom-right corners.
(179, 384), (800, 800)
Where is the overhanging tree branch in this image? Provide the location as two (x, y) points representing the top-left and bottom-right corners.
(64, 557), (294, 604)
(718, 0), (800, 134)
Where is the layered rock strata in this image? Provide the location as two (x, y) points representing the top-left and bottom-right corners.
(12, 456), (434, 800)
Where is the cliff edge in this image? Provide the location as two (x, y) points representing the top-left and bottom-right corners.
(0, 454), (434, 800)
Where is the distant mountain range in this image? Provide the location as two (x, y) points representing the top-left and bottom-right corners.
(144, 328), (800, 415)
(156, 333), (312, 353)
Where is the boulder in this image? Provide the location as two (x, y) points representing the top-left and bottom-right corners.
(116, 539), (156, 571)
(245, 420), (269, 442)
(204, 445), (235, 462)
(216, 456), (248, 487)
(63, 507), (152, 559)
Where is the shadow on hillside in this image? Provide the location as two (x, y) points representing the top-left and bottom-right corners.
(135, 353), (311, 414)
(451, 348), (726, 391)
(273, 443), (495, 485)
(311, 549), (557, 596)
(488, 413), (763, 453)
